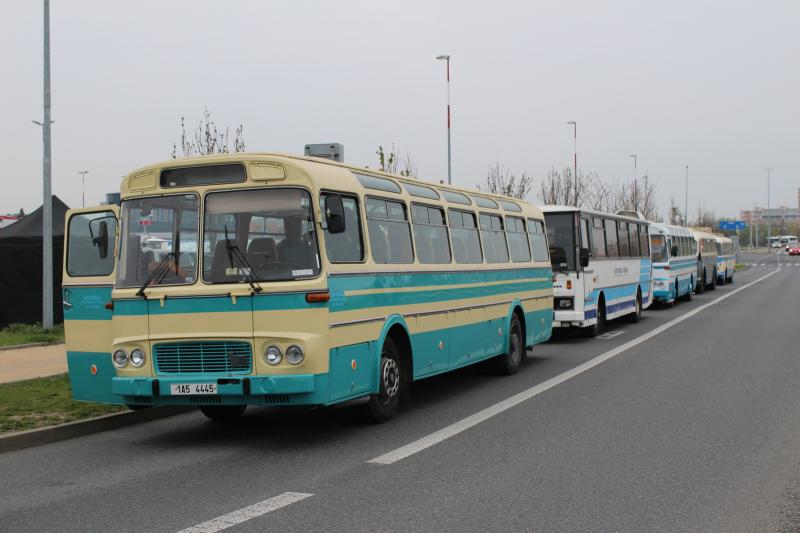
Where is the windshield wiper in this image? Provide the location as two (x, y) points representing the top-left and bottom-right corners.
(223, 226), (262, 293)
(136, 252), (179, 298)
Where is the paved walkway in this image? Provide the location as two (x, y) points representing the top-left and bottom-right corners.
(0, 344), (67, 384)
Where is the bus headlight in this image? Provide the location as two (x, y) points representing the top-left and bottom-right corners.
(265, 345), (282, 365)
(113, 349), (129, 368)
(130, 348), (146, 368)
(286, 345), (304, 365)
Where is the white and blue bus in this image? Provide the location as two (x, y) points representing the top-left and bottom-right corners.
(691, 229), (718, 293)
(649, 223), (697, 305)
(713, 234), (736, 284)
(541, 206), (652, 336)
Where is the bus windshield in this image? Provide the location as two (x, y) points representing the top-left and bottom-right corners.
(117, 194), (199, 288)
(544, 213), (576, 271)
(203, 188), (320, 283)
(650, 235), (668, 263)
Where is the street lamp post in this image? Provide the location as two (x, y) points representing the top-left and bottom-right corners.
(765, 168), (773, 249)
(78, 170), (89, 207)
(436, 54), (452, 185)
(567, 121), (577, 205)
(629, 154), (638, 211)
(684, 165), (689, 226)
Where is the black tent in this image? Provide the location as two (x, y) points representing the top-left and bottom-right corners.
(0, 196), (69, 328)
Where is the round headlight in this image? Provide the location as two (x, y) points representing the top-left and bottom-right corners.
(130, 348), (146, 368)
(265, 345), (282, 365)
(286, 345), (304, 365)
(112, 349), (128, 368)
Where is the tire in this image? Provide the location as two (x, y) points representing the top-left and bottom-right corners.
(361, 337), (403, 423)
(628, 291), (642, 322)
(697, 270), (706, 294)
(585, 297), (606, 337)
(728, 272), (734, 284)
(681, 277), (693, 301)
(495, 314), (524, 375)
(200, 405), (246, 421)
(720, 270), (727, 285)
(709, 269), (717, 291)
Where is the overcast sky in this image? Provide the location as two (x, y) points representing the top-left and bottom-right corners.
(2, 0), (798, 219)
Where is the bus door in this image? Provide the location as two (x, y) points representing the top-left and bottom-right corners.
(579, 216), (595, 303)
(63, 206), (124, 404)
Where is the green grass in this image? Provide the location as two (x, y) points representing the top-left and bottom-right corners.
(735, 263), (748, 271)
(0, 323), (64, 347)
(0, 374), (125, 434)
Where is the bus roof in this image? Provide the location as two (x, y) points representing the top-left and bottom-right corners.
(118, 152), (538, 213)
(648, 223), (694, 237)
(538, 205), (648, 224)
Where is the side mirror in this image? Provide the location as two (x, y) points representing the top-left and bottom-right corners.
(579, 247), (590, 268)
(325, 195), (346, 234)
(91, 220), (109, 259)
(671, 245), (679, 257)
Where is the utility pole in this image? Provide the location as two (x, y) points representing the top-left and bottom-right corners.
(78, 170), (89, 207)
(32, 0), (54, 330)
(567, 122), (577, 205)
(436, 55), (452, 185)
(765, 168), (773, 251)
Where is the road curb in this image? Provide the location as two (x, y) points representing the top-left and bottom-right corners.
(0, 406), (193, 454)
(0, 340), (65, 352)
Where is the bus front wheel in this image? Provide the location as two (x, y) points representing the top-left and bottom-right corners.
(697, 271), (706, 294)
(200, 405), (246, 421)
(682, 278), (693, 301)
(629, 291), (642, 322)
(495, 314), (523, 375)
(585, 298), (606, 337)
(709, 269), (717, 291)
(362, 337), (402, 423)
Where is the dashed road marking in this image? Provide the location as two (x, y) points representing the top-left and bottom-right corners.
(597, 330), (625, 340)
(176, 492), (313, 533)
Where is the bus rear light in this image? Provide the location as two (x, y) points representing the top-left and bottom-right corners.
(566, 280), (573, 290)
(305, 291), (330, 303)
(663, 265), (671, 270)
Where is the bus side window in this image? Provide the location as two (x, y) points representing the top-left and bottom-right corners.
(527, 219), (549, 262)
(617, 221), (630, 256)
(449, 209), (483, 264)
(411, 203), (451, 264)
(67, 212), (117, 277)
(366, 198), (413, 264)
(506, 217), (531, 263)
(605, 219), (618, 257)
(479, 214), (509, 263)
(640, 224), (650, 256)
(592, 217), (607, 258)
(630, 223), (640, 256)
(321, 194), (364, 263)
(581, 219), (590, 253)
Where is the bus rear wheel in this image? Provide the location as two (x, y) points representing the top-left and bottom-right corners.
(495, 314), (523, 375)
(200, 405), (246, 421)
(681, 278), (693, 301)
(709, 269), (717, 291)
(697, 271), (706, 294)
(362, 337), (402, 423)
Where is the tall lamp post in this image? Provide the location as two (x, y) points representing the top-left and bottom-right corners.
(436, 54), (452, 185)
(32, 0), (54, 330)
(684, 165), (689, 226)
(765, 167), (773, 248)
(78, 170), (89, 207)
(567, 121), (577, 205)
(629, 154), (638, 211)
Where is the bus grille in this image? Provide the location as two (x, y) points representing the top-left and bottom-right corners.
(154, 341), (252, 374)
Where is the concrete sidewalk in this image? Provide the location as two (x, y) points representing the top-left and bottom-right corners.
(0, 344), (67, 384)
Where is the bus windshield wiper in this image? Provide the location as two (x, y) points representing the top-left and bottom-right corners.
(223, 226), (263, 293)
(136, 252), (179, 298)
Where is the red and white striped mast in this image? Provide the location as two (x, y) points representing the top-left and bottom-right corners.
(436, 54), (452, 185)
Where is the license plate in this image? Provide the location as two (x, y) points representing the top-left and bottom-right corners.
(170, 383), (217, 395)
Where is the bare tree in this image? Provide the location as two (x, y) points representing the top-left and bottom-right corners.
(537, 167), (593, 206)
(609, 174), (660, 221)
(480, 162), (534, 199)
(376, 144), (417, 177)
(172, 108), (245, 158)
(668, 197), (684, 225)
(691, 204), (717, 229)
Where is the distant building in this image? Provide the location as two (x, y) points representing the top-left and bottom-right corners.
(740, 206), (800, 234)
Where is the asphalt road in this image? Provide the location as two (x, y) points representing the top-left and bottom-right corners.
(2, 251), (799, 532)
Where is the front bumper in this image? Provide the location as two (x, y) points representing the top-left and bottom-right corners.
(112, 374), (328, 406)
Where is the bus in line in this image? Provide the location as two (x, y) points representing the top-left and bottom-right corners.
(648, 223), (697, 305)
(63, 153), (554, 422)
(713, 234), (736, 285)
(691, 229), (719, 293)
(540, 206), (652, 336)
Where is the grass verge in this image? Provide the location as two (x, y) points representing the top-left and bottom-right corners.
(0, 374), (125, 434)
(735, 263), (748, 271)
(0, 323), (65, 348)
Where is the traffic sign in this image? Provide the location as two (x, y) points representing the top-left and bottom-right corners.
(719, 220), (746, 230)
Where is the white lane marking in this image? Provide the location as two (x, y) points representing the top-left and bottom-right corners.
(177, 492), (313, 533)
(368, 267), (781, 466)
(596, 330), (625, 340)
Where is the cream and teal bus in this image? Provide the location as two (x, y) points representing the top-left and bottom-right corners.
(713, 234), (736, 285)
(62, 153), (553, 423)
(691, 229), (718, 293)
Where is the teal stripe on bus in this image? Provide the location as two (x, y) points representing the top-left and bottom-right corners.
(328, 267), (551, 292)
(62, 286), (113, 321)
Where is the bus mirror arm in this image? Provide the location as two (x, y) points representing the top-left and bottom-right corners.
(325, 194), (346, 234)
